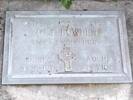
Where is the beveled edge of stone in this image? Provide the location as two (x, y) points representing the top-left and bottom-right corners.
(2, 11), (133, 84)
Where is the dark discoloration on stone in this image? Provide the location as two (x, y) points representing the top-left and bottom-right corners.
(0, 11), (5, 84)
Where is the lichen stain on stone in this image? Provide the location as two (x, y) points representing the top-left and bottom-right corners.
(0, 86), (15, 100)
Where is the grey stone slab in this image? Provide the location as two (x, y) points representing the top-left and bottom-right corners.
(0, 0), (133, 100)
(7, 0), (124, 11)
(0, 11), (5, 84)
(8, 0), (64, 11)
(2, 11), (132, 84)
(0, 0), (8, 11)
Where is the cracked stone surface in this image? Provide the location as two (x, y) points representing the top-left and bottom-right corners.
(0, 0), (133, 100)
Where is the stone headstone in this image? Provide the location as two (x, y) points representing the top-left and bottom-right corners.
(2, 11), (132, 84)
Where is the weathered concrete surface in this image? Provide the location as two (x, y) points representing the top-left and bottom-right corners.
(0, 0), (133, 100)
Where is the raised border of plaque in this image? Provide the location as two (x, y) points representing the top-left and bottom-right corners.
(2, 11), (132, 84)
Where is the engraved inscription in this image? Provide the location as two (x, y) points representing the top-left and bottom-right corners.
(11, 16), (122, 75)
(87, 56), (111, 72)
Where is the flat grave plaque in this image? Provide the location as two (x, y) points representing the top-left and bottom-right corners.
(2, 11), (132, 84)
